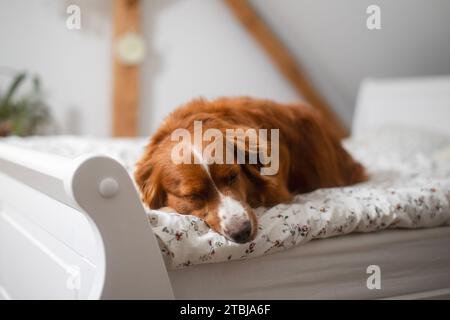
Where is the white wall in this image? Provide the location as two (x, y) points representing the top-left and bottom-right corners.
(140, 0), (298, 134)
(0, 0), (112, 136)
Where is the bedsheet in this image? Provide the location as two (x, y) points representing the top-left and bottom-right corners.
(3, 126), (450, 269)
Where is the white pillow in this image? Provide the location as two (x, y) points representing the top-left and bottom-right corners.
(352, 76), (450, 137)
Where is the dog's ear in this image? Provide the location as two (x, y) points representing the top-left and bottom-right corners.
(134, 156), (166, 209)
(241, 162), (292, 207)
(222, 124), (267, 165)
(224, 126), (292, 206)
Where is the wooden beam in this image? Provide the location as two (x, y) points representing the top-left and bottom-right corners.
(224, 0), (348, 138)
(112, 0), (140, 137)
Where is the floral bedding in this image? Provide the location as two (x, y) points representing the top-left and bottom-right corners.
(3, 127), (450, 269)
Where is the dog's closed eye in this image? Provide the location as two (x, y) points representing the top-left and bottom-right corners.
(226, 172), (238, 185)
(184, 194), (206, 201)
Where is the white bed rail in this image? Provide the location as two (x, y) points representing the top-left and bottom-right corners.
(0, 143), (174, 299)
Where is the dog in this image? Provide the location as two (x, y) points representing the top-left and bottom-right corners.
(135, 97), (366, 243)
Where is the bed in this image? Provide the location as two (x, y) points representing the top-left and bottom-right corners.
(1, 77), (450, 299)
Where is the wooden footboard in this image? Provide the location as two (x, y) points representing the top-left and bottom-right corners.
(0, 142), (173, 299)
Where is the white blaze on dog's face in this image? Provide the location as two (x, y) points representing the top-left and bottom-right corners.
(189, 145), (256, 243)
(217, 194), (251, 241)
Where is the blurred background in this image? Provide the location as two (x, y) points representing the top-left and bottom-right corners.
(0, 0), (449, 137)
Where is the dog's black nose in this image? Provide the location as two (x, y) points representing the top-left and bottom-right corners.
(230, 220), (252, 244)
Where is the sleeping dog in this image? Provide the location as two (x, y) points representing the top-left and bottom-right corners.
(135, 97), (366, 243)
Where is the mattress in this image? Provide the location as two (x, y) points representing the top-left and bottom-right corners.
(169, 226), (450, 299)
(3, 126), (450, 270)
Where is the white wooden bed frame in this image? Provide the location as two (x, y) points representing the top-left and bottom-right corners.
(1, 76), (449, 300)
(0, 145), (174, 299)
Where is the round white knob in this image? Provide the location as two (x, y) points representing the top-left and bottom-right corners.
(99, 178), (119, 198)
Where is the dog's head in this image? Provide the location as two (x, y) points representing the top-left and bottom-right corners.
(134, 116), (287, 243)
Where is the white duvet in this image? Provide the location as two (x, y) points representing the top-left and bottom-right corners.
(4, 127), (450, 269)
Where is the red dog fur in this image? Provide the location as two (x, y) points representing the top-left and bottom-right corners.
(135, 97), (366, 243)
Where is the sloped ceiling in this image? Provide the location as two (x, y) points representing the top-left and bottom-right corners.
(250, 0), (450, 125)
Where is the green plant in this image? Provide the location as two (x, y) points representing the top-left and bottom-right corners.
(0, 72), (51, 136)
